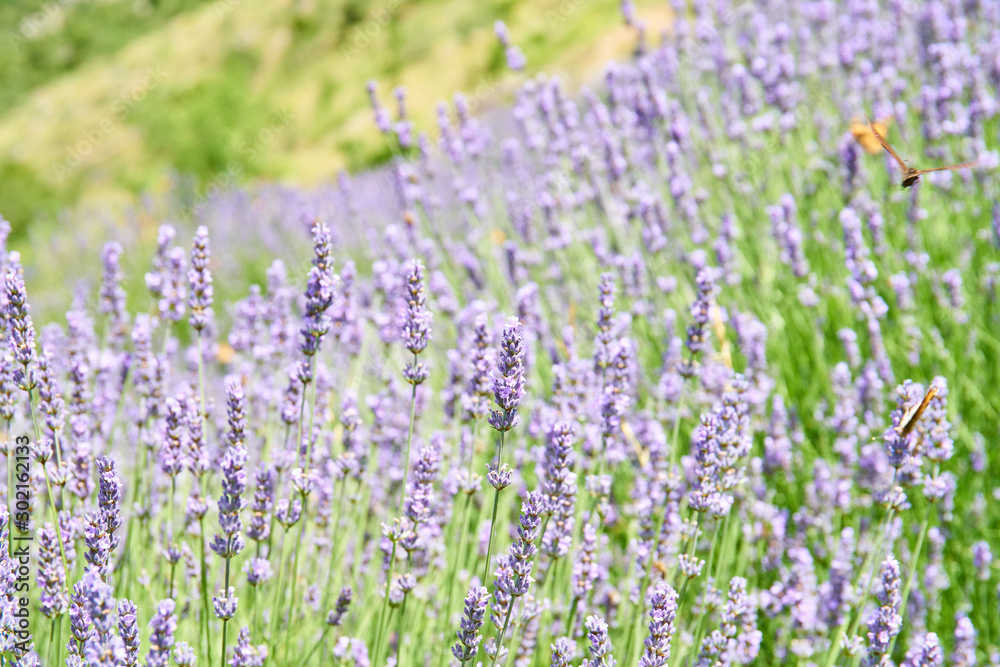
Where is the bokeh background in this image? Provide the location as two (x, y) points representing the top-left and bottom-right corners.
(2, 0), (668, 318)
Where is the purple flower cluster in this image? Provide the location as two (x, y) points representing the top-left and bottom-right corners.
(488, 317), (526, 432)
(3, 0), (998, 664)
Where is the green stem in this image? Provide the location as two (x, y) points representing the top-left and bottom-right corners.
(48, 618), (56, 667)
(250, 586), (259, 641)
(199, 517), (213, 667)
(303, 361), (320, 467)
(491, 602), (516, 667)
(294, 368), (310, 470)
(398, 359), (419, 515)
(5, 419), (11, 557)
(396, 592), (409, 663)
(285, 505), (306, 662)
(219, 620), (229, 667)
(297, 626), (330, 667)
(483, 424), (508, 583)
(169, 476), (176, 544)
(825, 504), (897, 667)
(629, 374), (688, 659)
(40, 459), (70, 594)
(322, 479), (348, 611)
(268, 527), (292, 656)
(713, 510), (733, 582)
(437, 493), (474, 667)
(887, 502), (933, 657)
(52, 430), (62, 469)
(374, 541), (398, 667)
(169, 561), (176, 600)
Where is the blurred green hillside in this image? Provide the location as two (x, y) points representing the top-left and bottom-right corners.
(0, 0), (669, 236)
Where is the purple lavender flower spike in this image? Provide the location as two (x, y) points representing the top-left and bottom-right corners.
(461, 311), (495, 422)
(971, 541), (992, 581)
(211, 443), (247, 559)
(640, 582), (679, 667)
(226, 380), (247, 447)
(488, 316), (526, 432)
(581, 615), (616, 667)
(84, 632), (126, 667)
(274, 498), (302, 528)
(83, 510), (112, 579)
(160, 246), (187, 324)
(401, 258), (432, 385)
(502, 491), (543, 597)
(36, 523), (68, 618)
(903, 632), (943, 667)
(682, 267), (718, 377)
(541, 421), (577, 561)
(81, 567), (116, 639)
(551, 637), (576, 667)
(5, 253), (37, 390)
(66, 581), (91, 657)
(36, 348), (64, 455)
(243, 557), (273, 587)
(495, 20), (526, 71)
(213, 586), (239, 620)
(145, 224), (176, 299)
(188, 226), (214, 333)
(697, 576), (761, 664)
(453, 585), (490, 664)
(118, 599), (140, 667)
(229, 627), (268, 667)
(951, 615), (977, 667)
(298, 220), (337, 366)
(146, 599), (177, 667)
(173, 642), (196, 667)
(100, 241), (129, 347)
(0, 351), (16, 423)
(367, 80), (392, 135)
(96, 456), (123, 560)
(572, 521), (599, 601)
(866, 555), (902, 665)
(246, 463), (275, 544)
(594, 273), (617, 376)
(326, 586), (353, 626)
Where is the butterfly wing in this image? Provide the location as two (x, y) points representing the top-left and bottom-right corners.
(894, 386), (939, 437)
(864, 113), (909, 174)
(914, 160), (979, 175)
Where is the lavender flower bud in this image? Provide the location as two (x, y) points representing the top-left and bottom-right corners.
(146, 599), (177, 667)
(326, 586), (353, 626)
(488, 317), (526, 432)
(243, 557), (273, 587)
(401, 258), (433, 357)
(99, 241), (129, 346)
(211, 443), (247, 559)
(640, 582), (679, 667)
(229, 626), (268, 667)
(453, 585), (490, 664)
(118, 599), (140, 667)
(213, 586), (238, 620)
(5, 253), (37, 389)
(188, 226), (214, 332)
(866, 556), (902, 663)
(173, 643), (196, 667)
(551, 637), (576, 667)
(582, 615), (616, 667)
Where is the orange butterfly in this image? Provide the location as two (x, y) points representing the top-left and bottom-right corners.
(894, 385), (939, 438)
(850, 114), (893, 154)
(865, 114), (977, 188)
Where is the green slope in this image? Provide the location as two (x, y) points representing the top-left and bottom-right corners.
(0, 0), (669, 232)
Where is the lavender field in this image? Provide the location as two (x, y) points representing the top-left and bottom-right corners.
(3, 0), (1000, 665)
